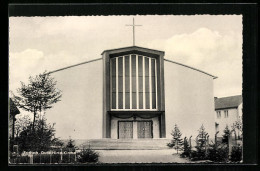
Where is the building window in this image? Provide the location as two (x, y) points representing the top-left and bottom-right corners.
(217, 111), (221, 118)
(111, 55), (157, 110)
(224, 110), (228, 118)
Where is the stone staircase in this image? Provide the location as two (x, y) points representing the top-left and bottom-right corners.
(77, 139), (171, 150)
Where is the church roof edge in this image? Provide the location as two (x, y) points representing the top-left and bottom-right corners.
(101, 46), (165, 55)
(164, 58), (218, 79)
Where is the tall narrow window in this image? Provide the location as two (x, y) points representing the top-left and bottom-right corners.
(111, 55), (157, 110)
(118, 57), (123, 109)
(145, 57), (150, 109)
(151, 59), (156, 109)
(138, 56), (143, 109)
(131, 55), (137, 109)
(125, 56), (130, 109)
(111, 58), (116, 109)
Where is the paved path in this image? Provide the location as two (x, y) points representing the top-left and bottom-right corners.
(97, 149), (191, 163)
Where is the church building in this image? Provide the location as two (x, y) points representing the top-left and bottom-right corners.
(47, 45), (217, 142)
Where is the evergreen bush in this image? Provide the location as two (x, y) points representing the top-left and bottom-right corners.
(180, 137), (191, 158)
(77, 148), (99, 163)
(207, 144), (229, 162)
(167, 124), (183, 154)
(189, 125), (208, 161)
(230, 146), (242, 162)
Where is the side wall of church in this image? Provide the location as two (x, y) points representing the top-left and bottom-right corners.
(46, 60), (103, 140)
(164, 61), (215, 139)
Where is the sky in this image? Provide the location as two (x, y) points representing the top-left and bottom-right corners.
(9, 15), (242, 117)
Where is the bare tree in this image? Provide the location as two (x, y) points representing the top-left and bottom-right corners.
(11, 71), (62, 131)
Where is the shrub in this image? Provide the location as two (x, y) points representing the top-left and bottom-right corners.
(180, 138), (191, 158)
(230, 146), (242, 162)
(77, 148), (99, 163)
(190, 148), (207, 161)
(167, 124), (183, 154)
(207, 145), (228, 162)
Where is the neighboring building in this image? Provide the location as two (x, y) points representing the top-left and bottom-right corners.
(9, 98), (20, 151)
(214, 95), (243, 138)
(46, 46), (217, 143)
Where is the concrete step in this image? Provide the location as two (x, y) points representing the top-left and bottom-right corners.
(77, 139), (171, 150)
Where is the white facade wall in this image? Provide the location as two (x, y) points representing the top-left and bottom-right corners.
(164, 61), (215, 139)
(46, 60), (103, 140)
(110, 116), (160, 139)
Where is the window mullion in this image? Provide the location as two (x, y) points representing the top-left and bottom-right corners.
(155, 59), (158, 110)
(143, 56), (146, 109)
(130, 55), (132, 109)
(149, 58), (152, 110)
(136, 55), (139, 109)
(116, 57), (118, 109)
(123, 56), (125, 109)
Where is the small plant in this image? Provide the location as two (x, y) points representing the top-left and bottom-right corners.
(167, 124), (183, 154)
(180, 137), (191, 158)
(65, 137), (76, 152)
(230, 146), (242, 162)
(190, 125), (208, 161)
(207, 144), (229, 162)
(77, 148), (99, 163)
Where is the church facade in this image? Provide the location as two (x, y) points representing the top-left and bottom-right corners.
(47, 46), (216, 141)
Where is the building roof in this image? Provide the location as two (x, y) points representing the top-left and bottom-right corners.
(48, 46), (217, 79)
(164, 59), (218, 79)
(215, 95), (242, 110)
(101, 46), (165, 55)
(10, 98), (20, 115)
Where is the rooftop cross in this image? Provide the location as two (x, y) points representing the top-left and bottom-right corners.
(126, 18), (142, 46)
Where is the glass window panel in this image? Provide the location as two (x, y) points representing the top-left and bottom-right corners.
(152, 92), (156, 109)
(145, 58), (150, 109)
(151, 59), (155, 76)
(132, 75), (136, 92)
(118, 76), (123, 92)
(112, 92), (116, 109)
(138, 77), (143, 92)
(145, 57), (149, 76)
(139, 92), (143, 109)
(111, 58), (116, 93)
(111, 58), (116, 109)
(138, 56), (143, 76)
(125, 56), (130, 76)
(118, 92), (123, 109)
(118, 57), (123, 93)
(145, 92), (150, 109)
(145, 76), (149, 92)
(138, 56), (143, 92)
(131, 55), (136, 93)
(125, 56), (130, 93)
(111, 58), (116, 76)
(132, 92), (137, 109)
(152, 76), (156, 92)
(118, 57), (123, 76)
(131, 55), (136, 77)
(125, 77), (130, 93)
(125, 93), (130, 109)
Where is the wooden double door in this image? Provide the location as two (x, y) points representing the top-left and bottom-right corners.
(118, 121), (152, 139)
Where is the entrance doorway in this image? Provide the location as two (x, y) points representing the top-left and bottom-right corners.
(137, 121), (153, 138)
(118, 121), (153, 139)
(118, 121), (133, 139)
